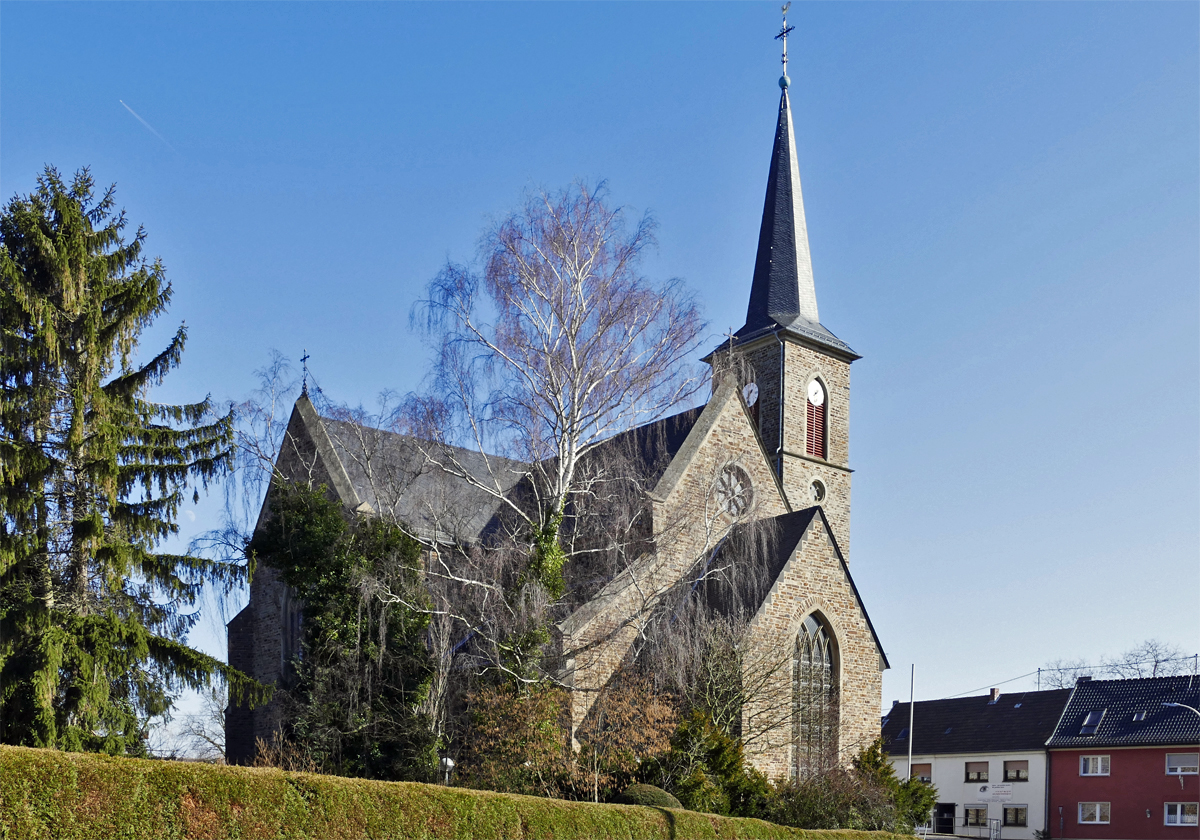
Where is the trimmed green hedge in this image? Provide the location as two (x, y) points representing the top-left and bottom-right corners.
(0, 746), (913, 840)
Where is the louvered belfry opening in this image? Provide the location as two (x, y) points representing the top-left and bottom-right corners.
(806, 390), (826, 458)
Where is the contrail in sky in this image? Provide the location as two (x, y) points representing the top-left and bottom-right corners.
(119, 100), (178, 154)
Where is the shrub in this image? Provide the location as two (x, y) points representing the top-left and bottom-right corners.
(612, 784), (683, 809)
(456, 682), (571, 797)
(765, 769), (895, 832)
(576, 673), (677, 803)
(762, 738), (938, 832)
(640, 710), (771, 817)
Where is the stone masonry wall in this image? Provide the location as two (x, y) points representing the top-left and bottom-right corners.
(561, 382), (789, 735)
(742, 513), (882, 779)
(780, 341), (851, 558)
(735, 338), (852, 559)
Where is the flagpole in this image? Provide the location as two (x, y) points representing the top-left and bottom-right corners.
(907, 663), (915, 780)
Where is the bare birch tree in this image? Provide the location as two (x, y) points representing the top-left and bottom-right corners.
(410, 181), (705, 596)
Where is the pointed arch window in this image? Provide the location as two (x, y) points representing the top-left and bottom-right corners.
(793, 613), (838, 778)
(805, 380), (826, 458)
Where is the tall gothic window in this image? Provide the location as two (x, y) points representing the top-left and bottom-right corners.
(281, 588), (303, 680)
(806, 380), (826, 458)
(793, 613), (837, 778)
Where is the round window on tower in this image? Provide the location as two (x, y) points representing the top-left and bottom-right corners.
(810, 479), (826, 505)
(717, 465), (753, 516)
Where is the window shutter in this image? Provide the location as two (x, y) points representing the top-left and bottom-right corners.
(806, 398), (825, 457)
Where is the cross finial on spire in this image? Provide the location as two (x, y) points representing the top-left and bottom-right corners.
(300, 349), (310, 396)
(775, 2), (795, 88)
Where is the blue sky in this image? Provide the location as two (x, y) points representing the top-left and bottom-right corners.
(3, 2), (1197, 715)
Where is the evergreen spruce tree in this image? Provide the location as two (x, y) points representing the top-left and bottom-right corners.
(0, 166), (266, 754)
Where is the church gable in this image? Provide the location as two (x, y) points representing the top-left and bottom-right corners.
(741, 508), (886, 779)
(650, 375), (790, 534)
(557, 376), (794, 738)
(263, 394), (361, 521)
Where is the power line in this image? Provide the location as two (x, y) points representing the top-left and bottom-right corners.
(944, 670), (1040, 699)
(930, 653), (1199, 702)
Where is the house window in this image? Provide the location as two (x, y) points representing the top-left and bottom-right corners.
(1165, 803), (1199, 826)
(1004, 760), (1029, 781)
(1078, 803), (1110, 824)
(964, 807), (989, 827)
(965, 761), (989, 782)
(911, 763), (932, 784)
(793, 613), (837, 778)
(1132, 710), (1146, 721)
(1080, 755), (1110, 776)
(805, 379), (826, 458)
(1079, 709), (1105, 735)
(1167, 754), (1200, 775)
(1003, 807), (1028, 827)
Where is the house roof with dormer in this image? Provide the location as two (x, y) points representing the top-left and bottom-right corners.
(881, 688), (1072, 756)
(1046, 675), (1200, 749)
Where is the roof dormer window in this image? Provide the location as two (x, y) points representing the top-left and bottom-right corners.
(1080, 709), (1106, 736)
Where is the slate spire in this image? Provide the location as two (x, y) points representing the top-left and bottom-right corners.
(743, 85), (819, 334)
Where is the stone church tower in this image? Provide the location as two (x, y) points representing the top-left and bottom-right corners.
(715, 75), (859, 557)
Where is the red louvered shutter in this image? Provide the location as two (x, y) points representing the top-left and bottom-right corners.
(806, 399), (825, 458)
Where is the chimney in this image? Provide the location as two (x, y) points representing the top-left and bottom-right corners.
(989, 688), (1000, 704)
(892, 700), (899, 708)
(1077, 676), (1092, 684)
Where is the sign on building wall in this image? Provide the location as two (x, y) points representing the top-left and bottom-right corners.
(975, 784), (1013, 803)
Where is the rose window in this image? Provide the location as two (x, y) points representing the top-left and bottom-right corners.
(716, 465), (753, 516)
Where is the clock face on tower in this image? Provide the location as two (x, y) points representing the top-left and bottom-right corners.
(742, 382), (759, 407)
(807, 380), (825, 406)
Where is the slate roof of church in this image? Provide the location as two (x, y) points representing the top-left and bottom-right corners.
(583, 405), (705, 488)
(700, 507), (889, 667)
(1045, 675), (1200, 748)
(880, 688), (1072, 755)
(320, 416), (526, 542)
(314, 404), (706, 543)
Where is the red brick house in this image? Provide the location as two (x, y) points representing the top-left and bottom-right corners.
(1046, 676), (1199, 840)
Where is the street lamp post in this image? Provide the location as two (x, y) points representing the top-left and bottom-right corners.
(1162, 702), (1200, 717)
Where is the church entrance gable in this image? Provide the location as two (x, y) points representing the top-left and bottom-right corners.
(741, 510), (886, 779)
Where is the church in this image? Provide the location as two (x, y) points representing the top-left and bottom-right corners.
(227, 50), (888, 780)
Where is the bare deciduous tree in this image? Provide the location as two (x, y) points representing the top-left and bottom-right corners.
(410, 181), (706, 596)
(1041, 638), (1197, 688)
(1039, 658), (1096, 689)
(1102, 639), (1194, 679)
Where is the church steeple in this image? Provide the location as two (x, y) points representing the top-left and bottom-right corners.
(743, 85), (819, 333)
(706, 7), (860, 554)
(729, 10), (856, 362)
